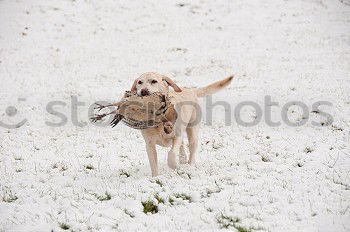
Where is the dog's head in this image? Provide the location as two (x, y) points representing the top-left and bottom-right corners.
(131, 72), (182, 96)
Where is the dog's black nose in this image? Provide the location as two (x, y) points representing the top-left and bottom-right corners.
(141, 89), (149, 96)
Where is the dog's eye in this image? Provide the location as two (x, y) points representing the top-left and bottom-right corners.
(151, 80), (158, 84)
(138, 80), (143, 85)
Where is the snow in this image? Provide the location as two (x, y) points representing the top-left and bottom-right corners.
(0, 0), (349, 231)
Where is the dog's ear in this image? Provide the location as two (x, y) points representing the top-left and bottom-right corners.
(162, 76), (182, 92)
(131, 79), (138, 91)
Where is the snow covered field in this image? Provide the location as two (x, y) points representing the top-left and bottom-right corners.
(0, 0), (349, 231)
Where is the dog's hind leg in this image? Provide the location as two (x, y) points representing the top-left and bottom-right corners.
(179, 142), (187, 164)
(169, 102), (193, 169)
(186, 125), (199, 165)
(167, 125), (185, 169)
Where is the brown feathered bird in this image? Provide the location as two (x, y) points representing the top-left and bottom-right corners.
(91, 91), (175, 129)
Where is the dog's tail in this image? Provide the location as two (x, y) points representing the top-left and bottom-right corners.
(195, 76), (234, 97)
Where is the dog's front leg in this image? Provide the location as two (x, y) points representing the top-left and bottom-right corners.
(145, 142), (158, 177)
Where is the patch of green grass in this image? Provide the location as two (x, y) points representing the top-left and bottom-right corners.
(124, 209), (135, 218)
(216, 214), (250, 232)
(154, 194), (164, 204)
(261, 156), (270, 162)
(331, 125), (343, 131)
(142, 201), (158, 214)
(3, 195), (18, 203)
(168, 193), (193, 205)
(155, 179), (163, 187)
(176, 170), (191, 179)
(168, 197), (175, 205)
(59, 222), (70, 230)
(85, 164), (95, 170)
(174, 193), (192, 202)
(205, 188), (221, 197)
(52, 162), (68, 171)
(2, 188), (18, 203)
(97, 192), (112, 201)
(60, 165), (68, 171)
(304, 147), (313, 154)
(120, 170), (130, 177)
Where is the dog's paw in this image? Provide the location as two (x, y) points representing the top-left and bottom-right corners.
(167, 151), (177, 169)
(179, 156), (187, 164)
(188, 158), (195, 165)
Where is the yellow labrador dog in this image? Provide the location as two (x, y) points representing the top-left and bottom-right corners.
(131, 72), (233, 176)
